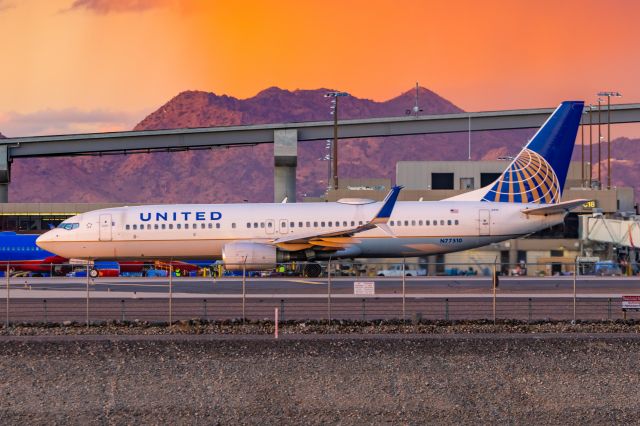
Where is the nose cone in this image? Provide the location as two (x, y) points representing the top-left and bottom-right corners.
(36, 230), (56, 253)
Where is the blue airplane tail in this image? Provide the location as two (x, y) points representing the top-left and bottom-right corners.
(479, 101), (584, 204)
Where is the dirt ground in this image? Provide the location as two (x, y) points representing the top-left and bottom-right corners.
(1, 332), (639, 424)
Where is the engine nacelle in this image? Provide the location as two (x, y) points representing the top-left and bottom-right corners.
(222, 242), (277, 271)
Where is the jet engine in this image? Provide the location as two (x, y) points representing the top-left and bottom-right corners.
(223, 241), (313, 271)
(222, 242), (277, 270)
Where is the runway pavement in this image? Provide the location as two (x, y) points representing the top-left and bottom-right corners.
(1, 276), (639, 323)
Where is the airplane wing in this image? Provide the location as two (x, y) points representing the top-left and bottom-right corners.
(272, 186), (403, 251)
(521, 199), (590, 216)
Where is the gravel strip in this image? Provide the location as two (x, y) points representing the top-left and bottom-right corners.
(3, 319), (640, 336)
(1, 333), (639, 424)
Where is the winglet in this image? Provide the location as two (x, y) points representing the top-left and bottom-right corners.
(372, 185), (403, 224)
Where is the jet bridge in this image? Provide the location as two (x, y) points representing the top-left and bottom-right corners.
(582, 215), (640, 248)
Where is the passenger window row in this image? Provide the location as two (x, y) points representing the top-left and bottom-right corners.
(0, 246), (42, 251)
(246, 220), (365, 229)
(389, 219), (459, 226)
(126, 223), (222, 231)
(124, 219), (457, 231)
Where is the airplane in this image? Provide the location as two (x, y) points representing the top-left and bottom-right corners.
(36, 101), (587, 277)
(0, 232), (200, 277)
(0, 232), (67, 274)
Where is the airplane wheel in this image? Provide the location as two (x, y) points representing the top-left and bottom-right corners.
(303, 263), (322, 278)
(89, 269), (99, 278)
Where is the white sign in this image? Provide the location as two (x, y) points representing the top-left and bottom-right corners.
(622, 296), (640, 310)
(576, 256), (599, 263)
(354, 281), (375, 295)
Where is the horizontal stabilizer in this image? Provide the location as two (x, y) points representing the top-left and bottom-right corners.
(521, 199), (590, 216)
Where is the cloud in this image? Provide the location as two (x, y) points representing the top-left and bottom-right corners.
(0, 108), (147, 137)
(65, 0), (169, 14)
(0, 0), (15, 12)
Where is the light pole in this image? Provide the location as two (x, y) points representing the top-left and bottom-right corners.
(597, 91), (622, 189)
(581, 108), (585, 186)
(321, 140), (332, 195)
(324, 91), (349, 191)
(588, 104), (593, 186)
(597, 98), (602, 186)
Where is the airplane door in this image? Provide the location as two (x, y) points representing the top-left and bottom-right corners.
(278, 219), (289, 234)
(479, 209), (490, 236)
(99, 214), (112, 241)
(265, 219), (275, 234)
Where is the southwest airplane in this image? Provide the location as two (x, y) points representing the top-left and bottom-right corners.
(0, 232), (67, 274)
(37, 101), (587, 277)
(0, 232), (196, 276)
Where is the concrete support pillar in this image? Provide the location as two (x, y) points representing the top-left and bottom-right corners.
(0, 145), (9, 203)
(508, 240), (518, 271)
(274, 129), (297, 203)
(427, 255), (437, 276)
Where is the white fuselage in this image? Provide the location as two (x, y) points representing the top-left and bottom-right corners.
(36, 200), (564, 261)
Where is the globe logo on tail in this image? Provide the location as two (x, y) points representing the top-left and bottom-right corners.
(482, 149), (560, 204)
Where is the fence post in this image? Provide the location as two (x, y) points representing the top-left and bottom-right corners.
(402, 258), (406, 321)
(43, 299), (48, 323)
(203, 299), (208, 320)
(86, 264), (90, 327)
(169, 264), (173, 325)
(274, 307), (279, 339)
(242, 262), (246, 323)
(280, 299), (285, 322)
(327, 258), (332, 322)
(492, 261), (497, 325)
(5, 263), (9, 328)
(608, 298), (612, 320)
(528, 298), (532, 324)
(572, 258), (577, 324)
(445, 298), (449, 321)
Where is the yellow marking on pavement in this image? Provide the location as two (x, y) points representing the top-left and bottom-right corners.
(95, 282), (173, 289)
(288, 279), (325, 285)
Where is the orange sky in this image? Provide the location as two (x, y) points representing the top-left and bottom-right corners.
(0, 0), (639, 136)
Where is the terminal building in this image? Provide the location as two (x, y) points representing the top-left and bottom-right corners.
(309, 160), (636, 276)
(0, 160), (636, 276)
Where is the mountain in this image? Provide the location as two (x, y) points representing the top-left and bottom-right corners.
(0, 132), (5, 139)
(7, 88), (638, 203)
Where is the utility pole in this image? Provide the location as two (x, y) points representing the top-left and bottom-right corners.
(581, 111), (585, 186)
(324, 92), (349, 191)
(597, 98), (602, 186)
(597, 91), (622, 189)
(589, 105), (593, 186)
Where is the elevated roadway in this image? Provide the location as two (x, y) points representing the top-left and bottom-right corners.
(2, 103), (640, 202)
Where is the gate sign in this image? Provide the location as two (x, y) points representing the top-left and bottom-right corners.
(622, 296), (640, 310)
(354, 281), (375, 295)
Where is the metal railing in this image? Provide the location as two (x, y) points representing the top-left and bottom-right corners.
(1, 260), (639, 326)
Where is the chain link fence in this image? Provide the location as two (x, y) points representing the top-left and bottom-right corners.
(1, 259), (639, 326)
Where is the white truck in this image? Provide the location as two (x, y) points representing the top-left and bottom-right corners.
(377, 264), (427, 277)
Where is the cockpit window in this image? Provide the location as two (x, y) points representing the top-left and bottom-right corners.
(57, 223), (80, 230)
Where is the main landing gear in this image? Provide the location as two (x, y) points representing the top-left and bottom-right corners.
(302, 262), (322, 278)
